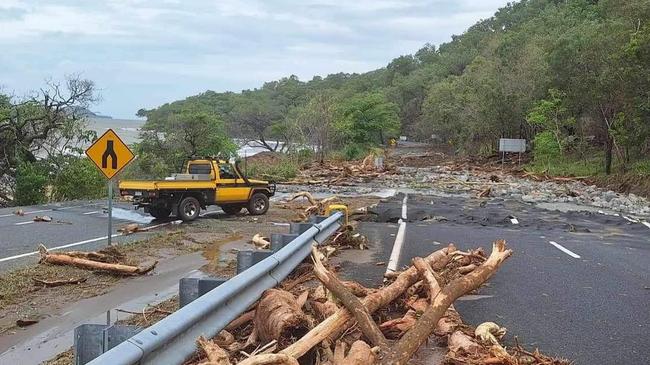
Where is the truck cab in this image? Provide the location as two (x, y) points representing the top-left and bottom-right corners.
(119, 159), (275, 221)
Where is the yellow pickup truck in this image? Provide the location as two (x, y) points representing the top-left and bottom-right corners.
(119, 159), (275, 221)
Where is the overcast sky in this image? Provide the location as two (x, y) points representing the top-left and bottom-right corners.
(0, 0), (510, 119)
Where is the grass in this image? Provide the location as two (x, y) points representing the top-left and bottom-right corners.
(247, 159), (299, 181)
(525, 150), (650, 177)
(0, 230), (196, 335)
(246, 151), (316, 182)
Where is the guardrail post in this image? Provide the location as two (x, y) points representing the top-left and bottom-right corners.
(198, 278), (228, 296)
(75, 324), (108, 365)
(309, 215), (328, 223)
(236, 250), (273, 274)
(103, 325), (142, 352)
(289, 222), (313, 234)
(270, 233), (299, 252)
(74, 324), (142, 365)
(179, 278), (200, 308)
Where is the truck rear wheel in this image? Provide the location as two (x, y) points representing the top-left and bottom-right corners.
(247, 193), (269, 215)
(178, 197), (201, 221)
(221, 204), (243, 215)
(149, 207), (171, 219)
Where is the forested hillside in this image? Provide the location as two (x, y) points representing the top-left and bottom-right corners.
(138, 0), (650, 176)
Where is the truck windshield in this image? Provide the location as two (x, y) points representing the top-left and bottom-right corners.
(189, 163), (212, 174)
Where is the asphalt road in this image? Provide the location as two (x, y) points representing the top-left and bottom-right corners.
(0, 200), (222, 272)
(355, 193), (650, 365)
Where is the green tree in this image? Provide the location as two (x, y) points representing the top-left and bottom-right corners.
(229, 92), (285, 151)
(293, 91), (338, 163)
(138, 111), (235, 174)
(51, 157), (105, 201)
(526, 89), (575, 153)
(336, 92), (400, 146)
(14, 161), (48, 205)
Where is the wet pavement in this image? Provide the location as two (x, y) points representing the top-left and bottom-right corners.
(349, 193), (650, 365)
(0, 200), (223, 272)
(0, 253), (207, 365)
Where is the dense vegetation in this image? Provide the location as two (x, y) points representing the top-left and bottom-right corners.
(137, 0), (650, 177)
(0, 77), (105, 206)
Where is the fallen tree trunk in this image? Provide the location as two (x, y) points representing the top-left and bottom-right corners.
(38, 244), (157, 276)
(382, 240), (512, 365)
(61, 246), (124, 263)
(311, 247), (388, 350)
(280, 244), (456, 359)
(253, 289), (310, 349)
(226, 310), (255, 331)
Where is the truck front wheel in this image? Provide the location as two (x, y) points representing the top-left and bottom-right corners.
(178, 197), (201, 221)
(149, 206), (171, 219)
(247, 193), (269, 215)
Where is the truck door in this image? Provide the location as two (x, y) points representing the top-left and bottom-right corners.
(215, 163), (250, 202)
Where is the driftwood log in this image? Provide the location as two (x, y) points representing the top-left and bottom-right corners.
(280, 244), (456, 359)
(253, 289), (310, 349)
(332, 340), (379, 365)
(311, 247), (388, 351)
(32, 277), (87, 287)
(38, 244), (157, 276)
(382, 240), (512, 364)
(197, 336), (231, 365)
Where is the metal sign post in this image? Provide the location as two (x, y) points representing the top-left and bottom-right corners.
(86, 129), (135, 247)
(108, 180), (113, 246)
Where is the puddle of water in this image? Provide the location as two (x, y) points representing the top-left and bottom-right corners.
(202, 234), (244, 263)
(110, 207), (154, 224)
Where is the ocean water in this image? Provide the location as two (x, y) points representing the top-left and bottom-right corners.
(86, 117), (272, 157)
(87, 117), (144, 146)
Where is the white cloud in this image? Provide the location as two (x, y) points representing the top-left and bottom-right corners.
(0, 0), (511, 118)
(0, 5), (125, 38)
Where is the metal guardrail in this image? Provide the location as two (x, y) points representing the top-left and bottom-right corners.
(87, 212), (343, 365)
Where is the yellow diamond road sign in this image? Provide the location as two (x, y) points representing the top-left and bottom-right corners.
(86, 129), (135, 180)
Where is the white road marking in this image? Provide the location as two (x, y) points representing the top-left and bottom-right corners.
(642, 221), (650, 230)
(15, 221), (34, 226)
(0, 234), (123, 263)
(386, 194), (408, 275)
(83, 211), (101, 215)
(622, 216), (639, 223)
(549, 241), (581, 259)
(0, 204), (97, 218)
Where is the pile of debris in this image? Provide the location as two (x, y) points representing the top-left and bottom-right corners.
(182, 239), (569, 365)
(286, 154), (397, 186)
(389, 163), (650, 217)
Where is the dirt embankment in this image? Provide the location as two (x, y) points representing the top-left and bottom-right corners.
(588, 173), (650, 199)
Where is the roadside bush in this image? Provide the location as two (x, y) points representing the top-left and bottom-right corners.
(51, 158), (105, 201)
(247, 158), (298, 181)
(14, 161), (48, 205)
(532, 131), (561, 168)
(340, 144), (368, 161)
